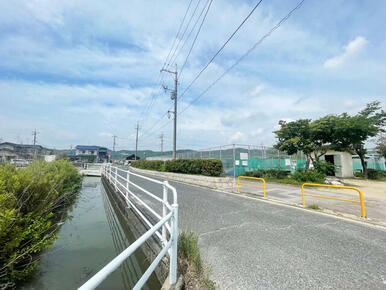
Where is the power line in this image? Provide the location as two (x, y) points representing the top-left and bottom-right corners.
(139, 0), (194, 128)
(179, 0), (305, 115)
(179, 0), (264, 101)
(168, 0), (211, 72)
(179, 0), (214, 78)
(161, 0), (195, 71)
(166, 0), (203, 69)
(140, 1), (211, 141)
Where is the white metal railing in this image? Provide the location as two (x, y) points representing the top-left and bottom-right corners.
(79, 164), (178, 290)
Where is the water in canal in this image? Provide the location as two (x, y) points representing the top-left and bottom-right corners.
(23, 177), (161, 290)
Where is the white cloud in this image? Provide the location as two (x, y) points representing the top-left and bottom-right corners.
(230, 131), (244, 142)
(324, 36), (368, 68)
(250, 85), (264, 96)
(98, 132), (113, 138)
(0, 1), (384, 150)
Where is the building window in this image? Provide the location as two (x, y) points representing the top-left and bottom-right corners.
(90, 151), (95, 154)
(82, 150), (85, 154)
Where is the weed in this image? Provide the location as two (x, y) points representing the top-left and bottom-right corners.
(307, 204), (320, 210)
(178, 231), (215, 289)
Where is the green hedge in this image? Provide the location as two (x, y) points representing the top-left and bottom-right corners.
(130, 160), (164, 171)
(131, 159), (223, 177)
(0, 160), (82, 287)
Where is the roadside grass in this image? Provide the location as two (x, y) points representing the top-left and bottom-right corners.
(264, 178), (326, 186)
(307, 204), (320, 210)
(178, 232), (215, 289)
(265, 178), (305, 186)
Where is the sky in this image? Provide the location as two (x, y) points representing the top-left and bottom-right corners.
(0, 0), (385, 151)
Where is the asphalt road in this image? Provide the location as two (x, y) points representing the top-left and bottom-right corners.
(120, 170), (386, 289)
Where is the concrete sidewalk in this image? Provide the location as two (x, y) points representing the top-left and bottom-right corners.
(237, 179), (386, 225)
(125, 171), (386, 289)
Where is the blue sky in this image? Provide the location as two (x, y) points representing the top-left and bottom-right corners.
(0, 0), (385, 150)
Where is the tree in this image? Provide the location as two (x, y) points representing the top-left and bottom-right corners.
(330, 102), (386, 178)
(376, 135), (386, 158)
(274, 119), (330, 169)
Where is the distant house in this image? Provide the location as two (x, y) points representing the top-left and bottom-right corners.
(0, 142), (51, 161)
(126, 154), (140, 161)
(73, 145), (108, 162)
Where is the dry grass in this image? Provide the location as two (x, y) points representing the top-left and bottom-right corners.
(178, 232), (215, 289)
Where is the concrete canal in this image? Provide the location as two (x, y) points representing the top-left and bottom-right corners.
(23, 177), (161, 290)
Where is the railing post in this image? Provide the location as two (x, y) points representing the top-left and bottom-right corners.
(126, 170), (130, 208)
(162, 182), (168, 247)
(169, 203), (178, 285)
(114, 167), (118, 191)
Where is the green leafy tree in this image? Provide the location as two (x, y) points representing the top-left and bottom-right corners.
(274, 119), (330, 169)
(376, 135), (386, 158)
(330, 102), (386, 178)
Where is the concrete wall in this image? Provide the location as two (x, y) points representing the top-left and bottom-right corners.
(130, 167), (235, 191)
(101, 177), (168, 284)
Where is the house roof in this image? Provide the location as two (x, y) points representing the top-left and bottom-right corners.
(75, 145), (107, 151)
(0, 142), (43, 149)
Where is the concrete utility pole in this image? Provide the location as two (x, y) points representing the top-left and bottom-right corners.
(161, 65), (178, 159)
(32, 129), (38, 159)
(112, 135), (117, 161)
(135, 123), (139, 160)
(159, 133), (164, 154)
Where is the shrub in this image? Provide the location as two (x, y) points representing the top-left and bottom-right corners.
(245, 169), (290, 179)
(131, 160), (164, 171)
(131, 159), (223, 177)
(354, 171), (364, 178)
(354, 169), (386, 180)
(165, 159), (223, 177)
(292, 169), (325, 183)
(367, 169), (386, 180)
(200, 159), (223, 177)
(0, 160), (82, 287)
(314, 160), (336, 176)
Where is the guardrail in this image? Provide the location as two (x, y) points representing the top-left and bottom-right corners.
(237, 176), (266, 198)
(301, 183), (366, 218)
(79, 164), (178, 290)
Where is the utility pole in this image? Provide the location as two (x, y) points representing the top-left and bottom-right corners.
(112, 135), (117, 162)
(159, 133), (164, 154)
(161, 65), (178, 159)
(135, 123), (139, 160)
(32, 129), (38, 159)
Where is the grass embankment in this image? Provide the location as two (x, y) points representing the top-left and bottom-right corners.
(0, 160), (82, 288)
(178, 232), (215, 289)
